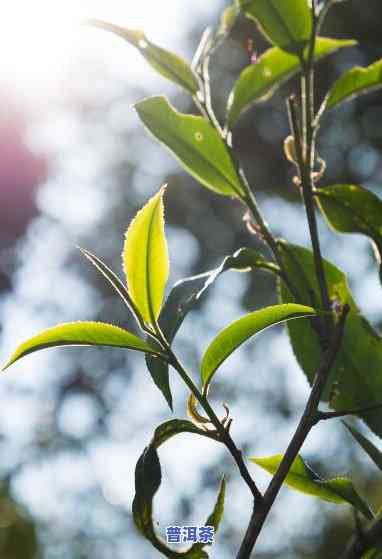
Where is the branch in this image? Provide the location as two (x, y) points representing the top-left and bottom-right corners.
(285, 1), (333, 344)
(236, 304), (350, 559)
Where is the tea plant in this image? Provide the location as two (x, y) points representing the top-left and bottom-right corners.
(5, 1), (382, 557)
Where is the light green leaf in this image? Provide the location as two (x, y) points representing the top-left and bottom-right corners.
(278, 243), (382, 437)
(344, 423), (382, 472)
(201, 303), (315, 392)
(88, 19), (199, 94)
(239, 0), (312, 54)
(251, 453), (374, 519)
(123, 187), (169, 326)
(316, 184), (382, 261)
(326, 60), (382, 111)
(133, 420), (224, 557)
(227, 38), (356, 127)
(3, 321), (161, 370)
(135, 96), (244, 198)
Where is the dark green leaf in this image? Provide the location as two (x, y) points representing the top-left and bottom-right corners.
(3, 321), (162, 370)
(239, 0), (312, 54)
(145, 351), (174, 411)
(278, 242), (382, 436)
(251, 453), (373, 519)
(88, 19), (199, 94)
(344, 423), (382, 472)
(316, 184), (382, 262)
(191, 478), (226, 555)
(133, 420), (223, 557)
(227, 38), (356, 127)
(326, 60), (382, 111)
(135, 96), (244, 198)
(146, 248), (277, 409)
(151, 419), (221, 448)
(222, 247), (281, 274)
(201, 303), (315, 392)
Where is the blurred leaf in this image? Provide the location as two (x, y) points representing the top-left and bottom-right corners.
(146, 248), (278, 409)
(3, 321), (162, 370)
(363, 550), (382, 559)
(344, 423), (382, 471)
(238, 0), (312, 54)
(0, 485), (38, 559)
(123, 187), (169, 326)
(218, 5), (239, 35)
(317, 184), (382, 262)
(251, 454), (374, 519)
(278, 243), (382, 436)
(135, 96), (244, 198)
(326, 60), (382, 111)
(201, 303), (315, 392)
(133, 420), (224, 557)
(88, 19), (199, 94)
(227, 38), (356, 127)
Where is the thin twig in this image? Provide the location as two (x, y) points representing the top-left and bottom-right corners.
(315, 402), (382, 423)
(236, 304), (350, 559)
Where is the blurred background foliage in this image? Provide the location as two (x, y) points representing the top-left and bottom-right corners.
(1, 0), (382, 557)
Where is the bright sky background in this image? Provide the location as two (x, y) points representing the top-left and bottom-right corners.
(1, 0), (221, 103)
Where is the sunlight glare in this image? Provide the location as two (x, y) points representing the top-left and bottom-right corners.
(1, 0), (212, 100)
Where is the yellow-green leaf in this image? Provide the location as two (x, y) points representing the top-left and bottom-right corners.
(239, 0), (312, 55)
(3, 321), (161, 370)
(227, 38), (356, 127)
(251, 453), (374, 519)
(201, 303), (315, 392)
(326, 59), (382, 111)
(123, 187), (169, 326)
(88, 19), (199, 94)
(135, 96), (244, 198)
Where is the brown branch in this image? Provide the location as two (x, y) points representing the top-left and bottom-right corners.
(315, 402), (382, 424)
